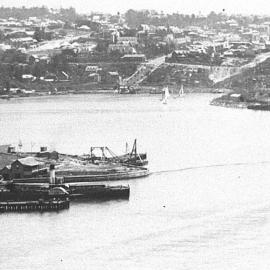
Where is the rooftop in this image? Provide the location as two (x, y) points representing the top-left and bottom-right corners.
(16, 157), (43, 167)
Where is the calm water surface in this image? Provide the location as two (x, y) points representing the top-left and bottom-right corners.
(1, 94), (270, 270)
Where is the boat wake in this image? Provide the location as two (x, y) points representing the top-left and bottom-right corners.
(152, 160), (270, 175)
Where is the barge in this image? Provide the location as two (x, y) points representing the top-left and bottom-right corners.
(65, 183), (130, 200)
(10, 165), (149, 184)
(59, 167), (149, 183)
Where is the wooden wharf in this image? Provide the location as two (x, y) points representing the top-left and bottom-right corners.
(0, 199), (69, 213)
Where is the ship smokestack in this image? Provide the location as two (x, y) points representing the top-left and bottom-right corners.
(49, 164), (56, 185)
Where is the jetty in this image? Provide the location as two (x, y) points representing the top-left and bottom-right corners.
(0, 140), (148, 208)
(0, 199), (69, 213)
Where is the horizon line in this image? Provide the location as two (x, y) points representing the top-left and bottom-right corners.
(0, 5), (270, 18)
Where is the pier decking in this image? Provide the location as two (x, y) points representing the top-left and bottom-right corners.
(0, 199), (70, 213)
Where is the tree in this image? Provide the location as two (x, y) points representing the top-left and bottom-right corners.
(0, 30), (4, 41)
(33, 27), (45, 42)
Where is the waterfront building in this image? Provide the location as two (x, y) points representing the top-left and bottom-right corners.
(121, 54), (146, 62)
(108, 43), (136, 54)
(10, 157), (47, 179)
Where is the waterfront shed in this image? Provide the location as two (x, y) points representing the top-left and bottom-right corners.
(11, 157), (47, 179)
(0, 165), (11, 180)
(121, 54), (146, 62)
(0, 144), (11, 153)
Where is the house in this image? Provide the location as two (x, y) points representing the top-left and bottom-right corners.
(230, 93), (244, 102)
(9, 37), (37, 48)
(88, 73), (101, 83)
(106, 71), (120, 84)
(0, 144), (12, 153)
(36, 150), (59, 160)
(121, 54), (146, 62)
(29, 54), (51, 64)
(10, 157), (47, 179)
(78, 25), (91, 31)
(85, 65), (99, 72)
(0, 165), (11, 180)
(22, 74), (36, 81)
(118, 36), (138, 46)
(44, 74), (58, 82)
(108, 44), (136, 54)
(174, 37), (191, 49)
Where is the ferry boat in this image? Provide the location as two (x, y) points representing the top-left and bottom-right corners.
(3, 182), (130, 201)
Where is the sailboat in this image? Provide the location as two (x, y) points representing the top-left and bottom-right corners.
(161, 86), (170, 104)
(174, 84), (185, 98)
(179, 84), (185, 97)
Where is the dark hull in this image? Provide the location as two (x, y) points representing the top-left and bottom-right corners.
(67, 183), (130, 200)
(2, 183), (130, 202)
(0, 190), (67, 201)
(70, 188), (130, 200)
(247, 104), (270, 111)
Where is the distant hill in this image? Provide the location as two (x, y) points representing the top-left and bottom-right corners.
(0, 6), (81, 22)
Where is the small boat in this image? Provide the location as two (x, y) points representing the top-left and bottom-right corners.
(0, 95), (12, 100)
(118, 85), (137, 94)
(179, 84), (185, 97)
(174, 84), (185, 98)
(149, 87), (162, 94)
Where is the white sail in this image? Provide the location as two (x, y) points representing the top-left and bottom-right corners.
(179, 84), (184, 96)
(164, 87), (170, 99)
(161, 87), (170, 104)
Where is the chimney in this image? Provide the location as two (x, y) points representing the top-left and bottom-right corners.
(49, 164), (56, 185)
(7, 146), (16, 153)
(40, 146), (48, 152)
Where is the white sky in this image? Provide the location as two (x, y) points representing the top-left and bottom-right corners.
(1, 0), (270, 15)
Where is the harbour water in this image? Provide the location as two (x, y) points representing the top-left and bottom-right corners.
(1, 94), (270, 269)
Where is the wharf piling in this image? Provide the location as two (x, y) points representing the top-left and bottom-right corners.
(0, 199), (70, 213)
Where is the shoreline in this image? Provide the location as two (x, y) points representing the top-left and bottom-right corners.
(210, 99), (248, 109)
(0, 86), (218, 101)
(210, 95), (270, 111)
